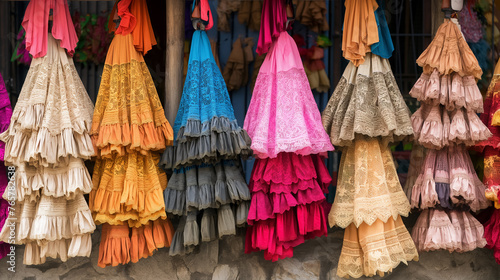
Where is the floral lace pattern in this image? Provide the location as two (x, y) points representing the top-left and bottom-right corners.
(0, 34), (96, 265)
(174, 59), (236, 137)
(337, 216), (419, 278)
(244, 67), (333, 158)
(329, 137), (411, 228)
(322, 70), (413, 147)
(91, 60), (173, 156)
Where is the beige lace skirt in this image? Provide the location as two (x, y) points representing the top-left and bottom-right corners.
(0, 33), (96, 265)
(322, 53), (413, 147)
(329, 137), (411, 228)
(337, 216), (419, 278)
(0, 34), (94, 168)
(0, 194), (95, 265)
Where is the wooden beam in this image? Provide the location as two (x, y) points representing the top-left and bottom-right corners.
(164, 0), (185, 125)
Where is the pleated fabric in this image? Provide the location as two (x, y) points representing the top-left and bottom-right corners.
(0, 28), (96, 264)
(89, 0), (174, 268)
(244, 0), (333, 262)
(408, 18), (490, 254)
(159, 3), (251, 256)
(323, 2), (418, 276)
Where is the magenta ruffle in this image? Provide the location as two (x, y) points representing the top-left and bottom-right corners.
(484, 209), (500, 264)
(245, 153), (331, 261)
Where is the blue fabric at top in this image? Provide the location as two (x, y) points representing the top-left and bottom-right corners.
(173, 30), (237, 137)
(371, 3), (394, 59)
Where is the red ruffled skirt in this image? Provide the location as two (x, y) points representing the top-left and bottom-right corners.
(244, 153), (331, 261)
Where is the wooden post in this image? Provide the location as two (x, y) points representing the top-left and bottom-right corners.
(165, 0), (185, 125)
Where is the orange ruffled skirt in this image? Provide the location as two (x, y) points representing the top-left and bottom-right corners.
(90, 33), (173, 158)
(416, 18), (482, 80)
(90, 33), (174, 267)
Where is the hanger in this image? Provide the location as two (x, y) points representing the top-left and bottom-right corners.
(285, 0), (295, 30)
(191, 0), (206, 31)
(441, 0), (465, 18)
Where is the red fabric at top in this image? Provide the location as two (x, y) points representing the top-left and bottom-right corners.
(115, 0), (137, 35)
(22, 0), (79, 58)
(200, 0), (214, 31)
(256, 0), (288, 55)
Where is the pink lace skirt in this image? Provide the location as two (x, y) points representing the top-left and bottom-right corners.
(245, 153), (331, 261)
(243, 32), (333, 159)
(411, 208), (486, 253)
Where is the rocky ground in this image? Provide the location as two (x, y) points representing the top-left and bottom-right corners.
(0, 219), (499, 280)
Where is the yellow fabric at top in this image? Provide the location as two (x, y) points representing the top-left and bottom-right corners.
(342, 0), (379, 67)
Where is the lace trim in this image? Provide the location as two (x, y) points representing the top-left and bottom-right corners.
(174, 59), (236, 133)
(329, 137), (411, 228)
(337, 218), (419, 278)
(244, 67), (333, 158)
(91, 60), (172, 153)
(322, 71), (413, 147)
(159, 117), (252, 170)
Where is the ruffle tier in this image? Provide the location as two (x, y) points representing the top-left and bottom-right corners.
(0, 35), (94, 167)
(410, 145), (489, 212)
(411, 104), (491, 149)
(98, 220), (174, 268)
(337, 216), (419, 278)
(91, 34), (173, 158)
(90, 152), (169, 227)
(159, 117), (252, 170)
(410, 69), (483, 113)
(416, 18), (482, 79)
(0, 194), (95, 244)
(22, 234), (92, 265)
(0, 193), (95, 265)
(9, 158), (92, 202)
(403, 144), (426, 201)
(244, 153), (332, 261)
(165, 160), (251, 256)
(0, 126), (94, 168)
(483, 209), (500, 264)
(411, 209), (486, 253)
(322, 53), (413, 147)
(163, 160), (250, 215)
(244, 32), (333, 158)
(329, 137), (411, 229)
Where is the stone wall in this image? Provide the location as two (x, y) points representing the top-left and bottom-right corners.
(1, 225), (499, 280)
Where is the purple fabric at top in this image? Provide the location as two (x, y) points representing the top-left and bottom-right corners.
(0, 73), (13, 162)
(256, 0), (287, 55)
(0, 73), (12, 260)
(0, 160), (10, 260)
